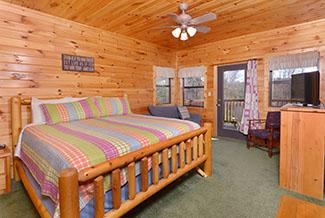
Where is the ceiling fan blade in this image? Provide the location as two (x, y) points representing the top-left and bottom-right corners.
(195, 26), (211, 33)
(166, 13), (180, 23)
(151, 26), (179, 30)
(189, 12), (217, 25)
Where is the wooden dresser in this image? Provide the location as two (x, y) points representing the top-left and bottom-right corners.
(280, 106), (325, 200)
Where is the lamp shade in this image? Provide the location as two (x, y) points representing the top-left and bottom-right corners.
(187, 27), (197, 37)
(180, 31), (188, 41)
(172, 27), (181, 38)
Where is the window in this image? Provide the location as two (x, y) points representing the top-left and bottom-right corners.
(269, 66), (318, 107)
(156, 78), (171, 104)
(183, 77), (204, 107)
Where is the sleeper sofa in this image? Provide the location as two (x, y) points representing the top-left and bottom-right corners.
(148, 105), (202, 125)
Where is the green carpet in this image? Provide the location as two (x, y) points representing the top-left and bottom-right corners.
(0, 138), (324, 218)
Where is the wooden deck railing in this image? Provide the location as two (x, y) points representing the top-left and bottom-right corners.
(224, 99), (245, 124)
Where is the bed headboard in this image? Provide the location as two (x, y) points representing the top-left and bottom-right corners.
(10, 94), (127, 180)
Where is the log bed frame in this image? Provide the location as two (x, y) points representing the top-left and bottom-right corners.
(11, 96), (212, 218)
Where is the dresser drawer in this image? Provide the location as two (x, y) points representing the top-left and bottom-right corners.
(0, 158), (4, 174)
(0, 175), (5, 191)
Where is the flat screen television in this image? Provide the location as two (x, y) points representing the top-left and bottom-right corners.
(291, 71), (320, 106)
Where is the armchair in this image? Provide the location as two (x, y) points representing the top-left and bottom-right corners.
(247, 111), (281, 158)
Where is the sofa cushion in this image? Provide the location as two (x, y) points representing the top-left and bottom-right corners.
(186, 112), (202, 125)
(148, 105), (179, 119)
(177, 106), (190, 119)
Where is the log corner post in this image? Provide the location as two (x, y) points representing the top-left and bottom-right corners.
(203, 122), (212, 176)
(59, 168), (80, 218)
(11, 97), (22, 181)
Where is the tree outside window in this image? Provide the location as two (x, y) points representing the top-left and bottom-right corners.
(156, 78), (171, 104)
(183, 77), (204, 107)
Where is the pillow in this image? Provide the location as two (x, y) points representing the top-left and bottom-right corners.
(31, 97), (87, 124)
(68, 97), (87, 101)
(96, 96), (131, 116)
(32, 97), (72, 124)
(177, 106), (190, 120)
(40, 97), (102, 124)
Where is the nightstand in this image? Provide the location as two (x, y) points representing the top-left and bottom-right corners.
(0, 147), (11, 194)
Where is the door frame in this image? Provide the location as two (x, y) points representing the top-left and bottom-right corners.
(214, 64), (247, 140)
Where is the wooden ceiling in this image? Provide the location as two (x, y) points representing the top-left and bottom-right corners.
(3, 0), (325, 49)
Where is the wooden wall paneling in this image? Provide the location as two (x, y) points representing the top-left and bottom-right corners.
(176, 18), (325, 136)
(0, 2), (176, 167)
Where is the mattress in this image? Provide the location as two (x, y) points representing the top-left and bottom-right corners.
(17, 114), (200, 217)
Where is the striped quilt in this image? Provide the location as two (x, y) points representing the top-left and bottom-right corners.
(19, 114), (200, 216)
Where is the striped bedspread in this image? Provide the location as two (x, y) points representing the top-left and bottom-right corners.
(19, 114), (200, 216)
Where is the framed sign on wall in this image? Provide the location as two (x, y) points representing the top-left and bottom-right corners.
(61, 54), (95, 72)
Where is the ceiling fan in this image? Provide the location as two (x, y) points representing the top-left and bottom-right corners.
(160, 2), (217, 41)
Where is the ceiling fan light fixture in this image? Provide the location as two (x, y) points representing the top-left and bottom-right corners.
(180, 31), (188, 41)
(187, 26), (197, 37)
(172, 27), (181, 38)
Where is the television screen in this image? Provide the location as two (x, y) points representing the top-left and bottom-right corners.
(291, 72), (320, 106)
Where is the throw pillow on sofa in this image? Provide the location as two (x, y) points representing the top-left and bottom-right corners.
(177, 106), (190, 120)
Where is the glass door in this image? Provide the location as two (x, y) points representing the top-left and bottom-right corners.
(217, 64), (247, 139)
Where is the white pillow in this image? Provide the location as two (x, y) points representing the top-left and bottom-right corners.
(67, 97), (87, 101)
(31, 97), (86, 124)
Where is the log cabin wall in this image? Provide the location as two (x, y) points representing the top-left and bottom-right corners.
(176, 18), (325, 136)
(0, 2), (176, 153)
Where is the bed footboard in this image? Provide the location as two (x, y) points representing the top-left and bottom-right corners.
(59, 122), (212, 218)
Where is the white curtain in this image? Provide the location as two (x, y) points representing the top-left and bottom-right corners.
(154, 66), (175, 78)
(178, 66), (207, 78)
(269, 51), (319, 71)
(240, 60), (260, 135)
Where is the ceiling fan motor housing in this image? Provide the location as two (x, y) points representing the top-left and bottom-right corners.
(178, 14), (192, 26)
(179, 2), (188, 11)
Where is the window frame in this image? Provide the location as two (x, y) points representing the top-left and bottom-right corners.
(182, 77), (205, 108)
(269, 70), (289, 107)
(268, 67), (319, 107)
(156, 78), (172, 105)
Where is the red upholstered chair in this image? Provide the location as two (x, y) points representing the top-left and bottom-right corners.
(247, 111), (281, 158)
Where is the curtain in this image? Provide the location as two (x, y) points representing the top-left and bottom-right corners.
(269, 51), (319, 71)
(240, 60), (260, 135)
(178, 66), (207, 78)
(154, 66), (175, 78)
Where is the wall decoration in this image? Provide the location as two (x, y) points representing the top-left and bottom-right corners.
(62, 54), (95, 72)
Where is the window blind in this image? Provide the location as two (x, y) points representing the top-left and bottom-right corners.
(268, 51), (320, 71)
(178, 66), (207, 78)
(153, 66), (176, 78)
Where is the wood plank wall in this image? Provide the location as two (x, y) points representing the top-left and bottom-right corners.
(176, 18), (325, 136)
(0, 2), (176, 152)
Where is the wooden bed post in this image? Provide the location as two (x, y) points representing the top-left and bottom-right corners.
(11, 97), (22, 181)
(203, 122), (212, 176)
(59, 168), (80, 218)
